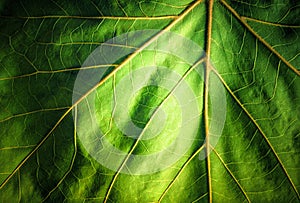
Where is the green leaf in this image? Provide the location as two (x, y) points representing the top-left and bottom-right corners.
(0, 0), (299, 202)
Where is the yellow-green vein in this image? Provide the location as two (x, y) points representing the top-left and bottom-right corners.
(241, 16), (300, 28)
(211, 67), (300, 199)
(204, 0), (214, 202)
(41, 106), (78, 202)
(0, 15), (178, 20)
(220, 0), (300, 77)
(211, 146), (251, 202)
(103, 58), (206, 202)
(158, 145), (206, 202)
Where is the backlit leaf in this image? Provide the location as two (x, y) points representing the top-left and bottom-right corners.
(0, 0), (299, 202)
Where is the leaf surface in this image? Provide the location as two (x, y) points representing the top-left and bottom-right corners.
(0, 0), (299, 202)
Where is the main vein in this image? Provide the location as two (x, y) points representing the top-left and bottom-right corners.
(204, 0), (214, 202)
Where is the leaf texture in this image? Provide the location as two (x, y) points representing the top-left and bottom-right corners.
(0, 0), (299, 202)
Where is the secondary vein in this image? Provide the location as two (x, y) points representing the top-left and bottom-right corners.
(241, 16), (300, 28)
(0, 0), (203, 195)
(103, 1), (205, 202)
(212, 67), (300, 199)
(0, 15), (178, 20)
(212, 146), (251, 202)
(41, 106), (78, 202)
(220, 0), (300, 77)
